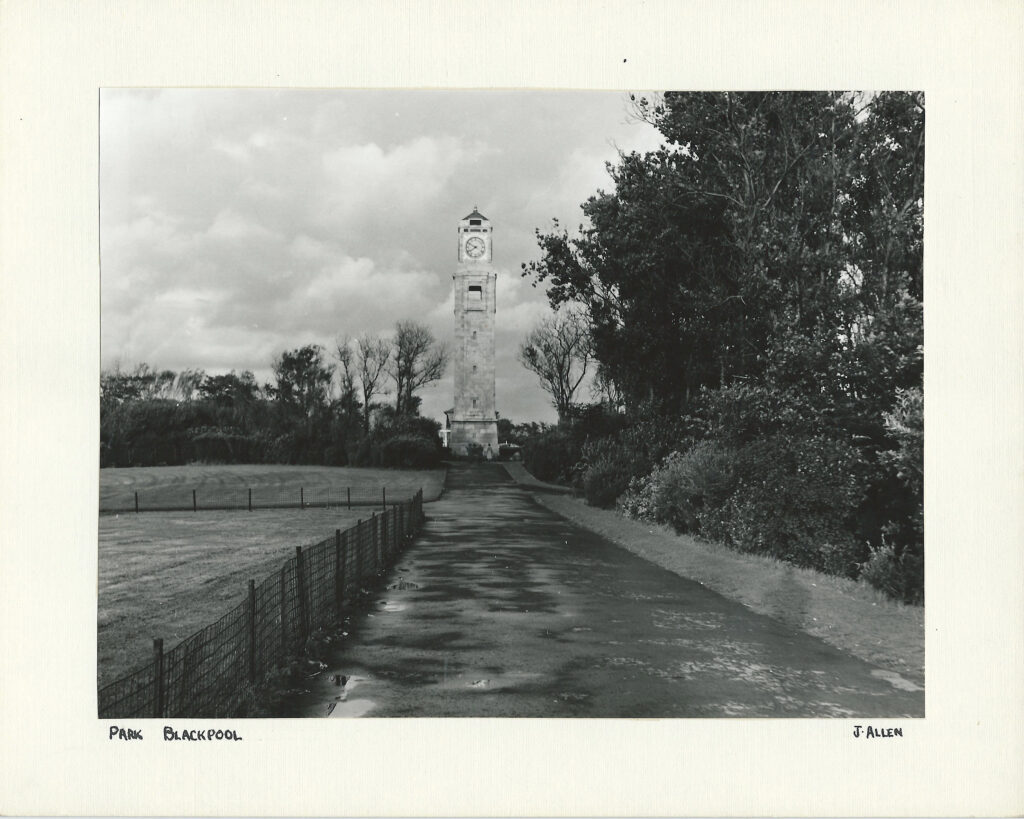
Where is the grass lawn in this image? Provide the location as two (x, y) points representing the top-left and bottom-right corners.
(97, 465), (445, 689)
(97, 506), (374, 688)
(99, 464), (447, 510)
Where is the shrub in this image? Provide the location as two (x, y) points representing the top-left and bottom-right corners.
(700, 383), (817, 444)
(521, 428), (581, 484)
(377, 434), (440, 469)
(859, 537), (903, 600)
(719, 433), (868, 575)
(580, 437), (644, 508)
(649, 442), (737, 533)
(618, 441), (737, 533)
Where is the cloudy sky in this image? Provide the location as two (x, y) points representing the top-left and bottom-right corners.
(100, 89), (664, 424)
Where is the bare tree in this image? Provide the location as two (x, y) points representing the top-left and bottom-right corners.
(389, 321), (448, 416)
(518, 305), (593, 423)
(334, 336), (356, 398)
(355, 333), (391, 432)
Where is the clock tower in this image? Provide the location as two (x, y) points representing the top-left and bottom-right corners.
(449, 207), (499, 455)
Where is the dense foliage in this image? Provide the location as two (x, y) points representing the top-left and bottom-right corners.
(521, 92), (924, 602)
(101, 321), (446, 470)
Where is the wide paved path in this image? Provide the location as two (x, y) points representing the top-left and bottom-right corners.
(293, 463), (923, 718)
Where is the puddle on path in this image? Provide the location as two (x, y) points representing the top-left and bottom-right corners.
(322, 674), (377, 718)
(456, 670), (544, 690)
(871, 669), (924, 691)
(378, 600), (406, 612)
(326, 699), (375, 718)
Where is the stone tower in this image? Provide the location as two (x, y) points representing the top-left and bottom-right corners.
(449, 207), (499, 455)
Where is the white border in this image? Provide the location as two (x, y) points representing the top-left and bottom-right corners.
(1, 1), (1022, 815)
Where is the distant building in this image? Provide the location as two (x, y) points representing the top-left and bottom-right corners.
(448, 208), (499, 455)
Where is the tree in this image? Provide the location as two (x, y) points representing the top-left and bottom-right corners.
(524, 91), (923, 425)
(174, 368), (206, 402)
(271, 345), (334, 423)
(389, 321), (448, 417)
(198, 370), (259, 407)
(101, 363), (178, 405)
(355, 333), (391, 432)
(518, 306), (593, 423)
(333, 336), (362, 418)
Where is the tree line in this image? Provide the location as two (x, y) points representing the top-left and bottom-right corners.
(101, 320), (448, 469)
(518, 92), (924, 603)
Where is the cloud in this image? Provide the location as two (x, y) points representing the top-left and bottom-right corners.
(100, 89), (663, 422)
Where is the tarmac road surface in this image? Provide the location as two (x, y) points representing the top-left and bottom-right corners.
(289, 462), (924, 718)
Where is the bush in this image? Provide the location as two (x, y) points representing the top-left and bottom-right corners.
(377, 434), (440, 469)
(618, 441), (736, 533)
(652, 442), (737, 533)
(582, 455), (629, 508)
(521, 428), (582, 484)
(719, 433), (868, 576)
(846, 386), (923, 603)
(581, 436), (651, 508)
(701, 383), (818, 444)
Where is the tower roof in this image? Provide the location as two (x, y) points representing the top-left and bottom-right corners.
(463, 207), (488, 221)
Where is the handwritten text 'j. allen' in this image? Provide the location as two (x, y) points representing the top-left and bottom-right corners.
(853, 725), (903, 738)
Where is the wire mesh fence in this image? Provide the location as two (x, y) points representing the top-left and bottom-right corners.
(99, 484), (399, 514)
(98, 490), (425, 718)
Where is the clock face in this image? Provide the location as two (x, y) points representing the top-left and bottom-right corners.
(464, 236), (486, 259)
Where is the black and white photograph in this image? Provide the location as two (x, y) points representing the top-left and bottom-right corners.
(98, 89), (925, 719)
(3, 2), (1023, 816)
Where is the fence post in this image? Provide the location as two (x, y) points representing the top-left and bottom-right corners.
(347, 487), (351, 509)
(372, 513), (381, 572)
(356, 519), (363, 586)
(335, 529), (344, 617)
(152, 638), (164, 718)
(247, 579), (257, 682)
(382, 511), (389, 565)
(295, 546), (308, 641)
(134, 491), (139, 513)
(279, 568), (288, 656)
(382, 486), (386, 510)
(192, 489), (197, 513)
(248, 487), (252, 512)
(300, 487), (304, 510)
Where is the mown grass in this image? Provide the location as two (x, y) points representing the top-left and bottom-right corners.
(100, 464), (446, 510)
(97, 465), (444, 689)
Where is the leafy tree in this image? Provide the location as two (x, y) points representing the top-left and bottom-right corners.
(271, 346), (333, 417)
(198, 370), (259, 407)
(524, 91), (923, 424)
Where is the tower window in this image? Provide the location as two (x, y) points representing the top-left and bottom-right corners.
(470, 219), (482, 226)
(472, 398), (477, 408)
(468, 285), (482, 301)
